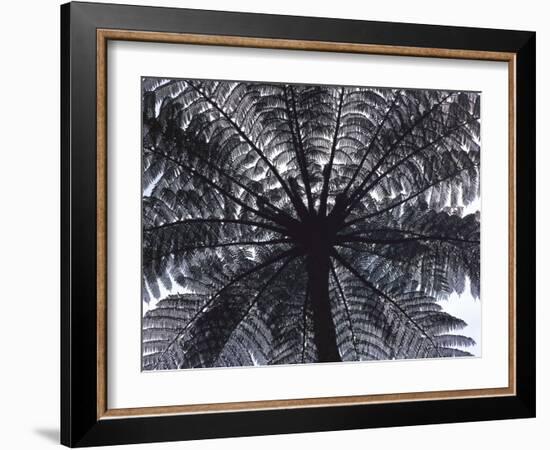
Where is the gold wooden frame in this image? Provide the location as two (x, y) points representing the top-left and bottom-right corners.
(96, 29), (517, 420)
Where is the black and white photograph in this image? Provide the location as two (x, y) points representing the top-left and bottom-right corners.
(141, 78), (481, 370)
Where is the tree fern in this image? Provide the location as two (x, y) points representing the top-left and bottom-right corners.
(142, 78), (480, 369)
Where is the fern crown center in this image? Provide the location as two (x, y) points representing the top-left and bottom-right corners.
(292, 214), (336, 254)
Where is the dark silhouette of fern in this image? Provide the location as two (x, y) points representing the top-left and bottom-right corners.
(141, 78), (480, 370)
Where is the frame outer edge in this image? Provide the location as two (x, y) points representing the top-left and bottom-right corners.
(61, 2), (536, 446)
(63, 2), (103, 447)
(60, 2), (72, 446)
(514, 32), (536, 415)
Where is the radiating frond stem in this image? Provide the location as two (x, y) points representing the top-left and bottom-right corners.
(144, 218), (287, 236)
(341, 162), (479, 229)
(145, 239), (292, 263)
(329, 261), (359, 359)
(285, 86), (314, 212)
(177, 238), (292, 250)
(179, 144), (296, 222)
(336, 234), (479, 245)
(152, 247), (301, 368)
(185, 80), (309, 220)
(344, 115), (479, 215)
(319, 87), (345, 217)
(215, 254), (299, 363)
(344, 92), (455, 213)
(301, 284), (309, 363)
(145, 148), (277, 224)
(341, 91), (401, 198)
(337, 236), (479, 245)
(331, 249), (442, 357)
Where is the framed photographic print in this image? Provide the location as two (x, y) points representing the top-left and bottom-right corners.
(60, 1), (536, 447)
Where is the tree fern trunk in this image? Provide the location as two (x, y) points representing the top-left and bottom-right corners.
(307, 250), (341, 362)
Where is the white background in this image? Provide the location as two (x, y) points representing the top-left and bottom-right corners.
(109, 41), (507, 409)
(0, 0), (546, 449)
